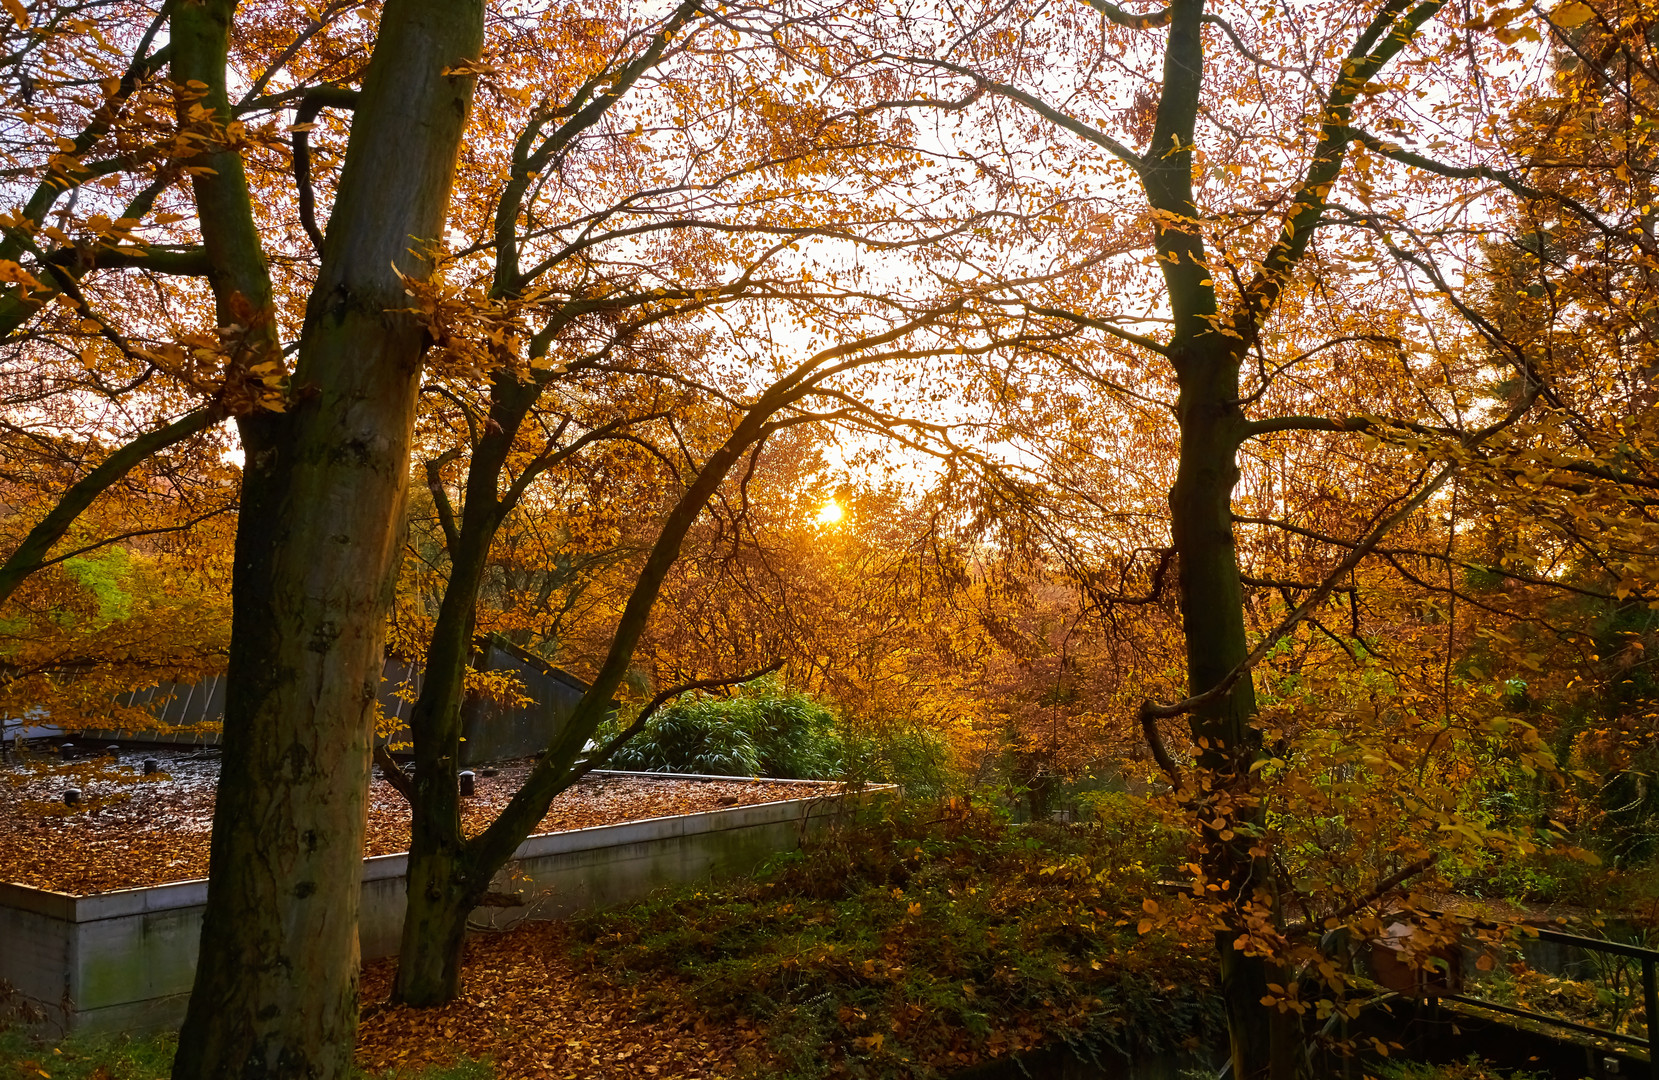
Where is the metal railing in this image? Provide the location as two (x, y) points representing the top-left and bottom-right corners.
(1432, 922), (1656, 1077)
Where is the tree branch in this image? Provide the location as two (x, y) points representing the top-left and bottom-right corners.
(373, 742), (415, 804)
(1023, 303), (1170, 354)
(896, 55), (1146, 173)
(1231, 0), (1444, 343)
(1240, 413), (1455, 440)
(1139, 705), (1185, 791)
(291, 85), (360, 255)
(422, 447), (463, 553)
(1284, 855), (1436, 937)
(1340, 126), (1638, 254)
(0, 407), (222, 608)
(1079, 0), (1171, 28)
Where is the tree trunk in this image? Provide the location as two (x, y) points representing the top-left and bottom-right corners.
(1168, 341), (1299, 1079)
(392, 532), (494, 1007)
(394, 394), (789, 1003)
(393, 376), (531, 1006)
(393, 589), (484, 1004)
(395, 837), (480, 1004)
(1140, 2), (1303, 1074)
(170, 1), (483, 1076)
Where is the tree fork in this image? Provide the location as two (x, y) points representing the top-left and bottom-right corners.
(171, 0), (484, 1076)
(393, 394), (800, 1004)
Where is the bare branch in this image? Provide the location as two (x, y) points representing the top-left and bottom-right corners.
(373, 743), (415, 805)
(1284, 855), (1436, 937)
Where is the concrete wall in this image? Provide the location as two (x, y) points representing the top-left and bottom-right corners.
(0, 775), (864, 1036)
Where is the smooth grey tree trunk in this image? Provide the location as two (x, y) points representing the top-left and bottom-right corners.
(170, 1), (484, 1076)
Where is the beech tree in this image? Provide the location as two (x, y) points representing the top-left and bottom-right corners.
(0, 0), (1093, 1060)
(0, 1), (251, 610)
(390, 301), (1070, 1002)
(10, 0), (1659, 1074)
(553, 0), (1642, 1072)
(286, 0), (1119, 1002)
(844, 0), (1659, 1072)
(166, 0), (487, 1074)
(1, 0), (485, 1072)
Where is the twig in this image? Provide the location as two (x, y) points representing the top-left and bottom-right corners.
(1284, 855), (1436, 937)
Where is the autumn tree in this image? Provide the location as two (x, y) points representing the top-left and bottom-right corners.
(1, 0), (1107, 1055)
(250, 0), (1160, 1006)
(637, 454), (1147, 801)
(0, 0), (490, 1072)
(766, 0), (1659, 1072)
(17, 0), (1659, 1074)
(390, 292), (1102, 1001)
(160, 0), (495, 1074)
(0, 2), (264, 704)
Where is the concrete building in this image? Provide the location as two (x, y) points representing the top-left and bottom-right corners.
(18, 636), (598, 766)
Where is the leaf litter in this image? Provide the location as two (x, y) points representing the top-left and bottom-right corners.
(0, 747), (830, 894)
(356, 923), (770, 1080)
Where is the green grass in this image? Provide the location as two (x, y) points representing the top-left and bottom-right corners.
(570, 797), (1221, 1079)
(0, 1029), (492, 1080)
(0, 1029), (175, 1080)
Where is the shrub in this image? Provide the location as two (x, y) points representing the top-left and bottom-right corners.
(841, 724), (953, 799)
(604, 678), (958, 796)
(608, 704), (767, 776)
(606, 676), (839, 778)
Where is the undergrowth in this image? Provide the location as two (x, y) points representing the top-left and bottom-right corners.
(1372, 1055), (1547, 1080)
(0, 1030), (176, 1080)
(570, 797), (1221, 1079)
(0, 1028), (491, 1080)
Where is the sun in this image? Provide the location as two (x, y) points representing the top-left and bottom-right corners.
(815, 499), (844, 525)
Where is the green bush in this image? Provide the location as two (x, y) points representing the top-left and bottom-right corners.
(1077, 789), (1188, 876)
(603, 678), (958, 796)
(607, 676), (840, 778)
(609, 704), (768, 776)
(841, 724), (953, 799)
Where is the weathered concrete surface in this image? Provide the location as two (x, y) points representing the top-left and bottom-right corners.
(0, 774), (863, 1035)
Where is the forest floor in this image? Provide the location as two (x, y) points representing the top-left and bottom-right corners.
(355, 804), (1221, 1080)
(356, 922), (769, 1080)
(1, 804), (1221, 1080)
(0, 746), (832, 894)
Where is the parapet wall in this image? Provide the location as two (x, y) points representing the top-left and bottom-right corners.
(0, 773), (865, 1035)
